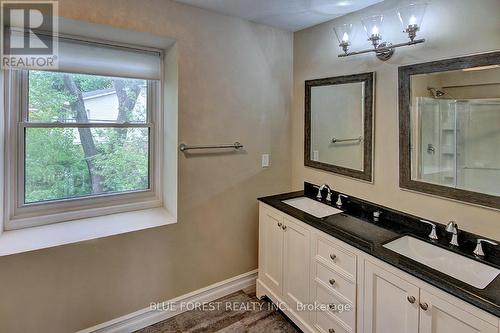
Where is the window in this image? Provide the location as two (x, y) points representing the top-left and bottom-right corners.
(4, 38), (163, 230)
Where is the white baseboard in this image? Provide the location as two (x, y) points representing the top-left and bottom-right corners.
(79, 269), (258, 333)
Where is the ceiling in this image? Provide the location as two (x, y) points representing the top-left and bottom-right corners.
(175, 0), (384, 32)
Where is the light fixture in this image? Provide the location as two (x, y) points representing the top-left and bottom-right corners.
(397, 3), (427, 41)
(333, 23), (354, 54)
(361, 14), (383, 47)
(336, 3), (427, 61)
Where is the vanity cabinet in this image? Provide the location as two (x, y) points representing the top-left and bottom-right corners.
(363, 260), (498, 333)
(258, 205), (311, 329)
(259, 207), (284, 294)
(283, 216), (311, 318)
(363, 261), (419, 333)
(257, 203), (500, 333)
(419, 290), (497, 333)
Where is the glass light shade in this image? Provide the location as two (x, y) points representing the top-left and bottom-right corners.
(361, 15), (383, 39)
(397, 3), (427, 30)
(334, 23), (354, 44)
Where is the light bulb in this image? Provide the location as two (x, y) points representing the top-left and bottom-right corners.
(371, 25), (379, 36)
(342, 32), (349, 42)
(409, 15), (417, 26)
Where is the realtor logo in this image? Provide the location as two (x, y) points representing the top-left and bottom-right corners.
(1, 1), (58, 69)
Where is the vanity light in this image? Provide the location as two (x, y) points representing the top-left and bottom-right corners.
(397, 3), (427, 41)
(361, 14), (384, 47)
(333, 23), (354, 54)
(336, 3), (427, 61)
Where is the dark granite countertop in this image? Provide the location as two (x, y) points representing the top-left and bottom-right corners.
(258, 186), (500, 318)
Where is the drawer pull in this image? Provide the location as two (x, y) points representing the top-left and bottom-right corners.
(419, 302), (429, 311)
(329, 329), (335, 333)
(407, 296), (416, 304)
(329, 304), (335, 310)
(277, 222), (282, 227)
(330, 254), (337, 260)
(282, 225), (287, 231)
(329, 278), (336, 286)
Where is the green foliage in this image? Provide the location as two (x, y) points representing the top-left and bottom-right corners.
(25, 71), (149, 203)
(25, 128), (91, 203)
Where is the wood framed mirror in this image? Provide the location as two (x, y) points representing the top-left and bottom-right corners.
(305, 72), (374, 182)
(399, 51), (500, 209)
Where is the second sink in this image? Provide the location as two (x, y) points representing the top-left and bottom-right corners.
(383, 236), (500, 289)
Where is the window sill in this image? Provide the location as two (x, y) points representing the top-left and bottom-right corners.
(0, 208), (176, 256)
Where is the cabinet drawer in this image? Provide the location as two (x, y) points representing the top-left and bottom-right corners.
(315, 235), (356, 279)
(314, 310), (352, 333)
(314, 262), (356, 304)
(314, 282), (355, 329)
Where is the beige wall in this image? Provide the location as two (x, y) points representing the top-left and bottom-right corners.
(0, 1), (292, 332)
(293, 0), (500, 238)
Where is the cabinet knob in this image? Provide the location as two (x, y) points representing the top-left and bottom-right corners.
(407, 296), (416, 304)
(329, 329), (335, 333)
(419, 302), (429, 311)
(330, 254), (337, 260)
(277, 222), (282, 227)
(329, 278), (336, 286)
(282, 225), (287, 231)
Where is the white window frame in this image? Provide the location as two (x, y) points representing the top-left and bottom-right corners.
(3, 63), (164, 231)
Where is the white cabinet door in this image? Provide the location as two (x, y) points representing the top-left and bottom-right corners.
(283, 216), (310, 316)
(419, 290), (497, 333)
(363, 261), (420, 333)
(259, 207), (284, 296)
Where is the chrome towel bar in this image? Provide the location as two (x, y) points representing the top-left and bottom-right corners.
(179, 142), (243, 152)
(331, 136), (362, 144)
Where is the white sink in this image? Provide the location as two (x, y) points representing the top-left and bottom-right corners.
(282, 197), (343, 218)
(384, 236), (500, 289)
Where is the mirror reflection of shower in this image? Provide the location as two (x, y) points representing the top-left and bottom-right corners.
(410, 65), (500, 196)
(427, 86), (456, 99)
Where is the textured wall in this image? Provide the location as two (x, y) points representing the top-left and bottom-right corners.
(0, 1), (293, 332)
(292, 0), (500, 238)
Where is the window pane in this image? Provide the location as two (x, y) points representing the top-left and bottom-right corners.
(25, 127), (149, 204)
(28, 71), (148, 123)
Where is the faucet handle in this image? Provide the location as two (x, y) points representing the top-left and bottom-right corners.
(420, 219), (438, 241)
(336, 194), (348, 207)
(473, 239), (499, 257)
(445, 221), (459, 246)
(445, 221), (458, 233)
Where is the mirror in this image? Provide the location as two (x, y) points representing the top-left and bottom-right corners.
(399, 52), (500, 209)
(305, 72), (374, 181)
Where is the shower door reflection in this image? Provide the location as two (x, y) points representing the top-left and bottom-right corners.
(413, 97), (500, 197)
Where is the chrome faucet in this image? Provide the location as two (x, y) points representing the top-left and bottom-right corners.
(445, 221), (459, 246)
(473, 239), (498, 257)
(316, 184), (332, 202)
(336, 194), (348, 208)
(420, 219), (438, 241)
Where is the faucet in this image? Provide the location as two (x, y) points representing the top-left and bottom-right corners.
(316, 184), (332, 202)
(420, 219), (438, 241)
(473, 239), (498, 257)
(445, 221), (459, 246)
(336, 194), (348, 208)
